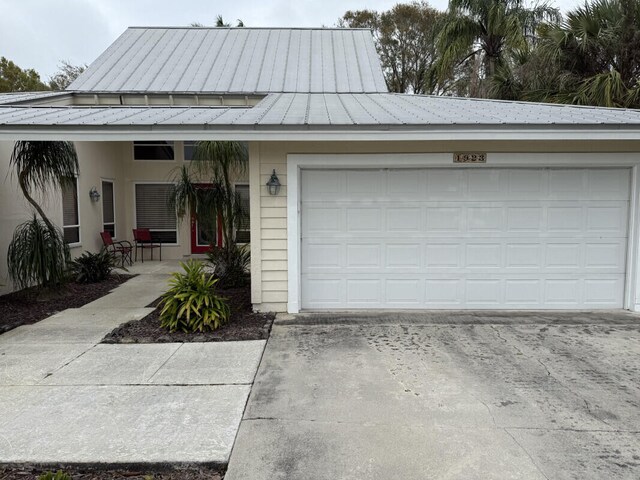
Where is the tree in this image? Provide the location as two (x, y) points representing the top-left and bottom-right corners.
(533, 0), (640, 107)
(171, 141), (248, 249)
(437, 0), (559, 97)
(7, 141), (79, 290)
(340, 2), (452, 94)
(0, 57), (49, 92)
(215, 15), (244, 27)
(48, 61), (86, 90)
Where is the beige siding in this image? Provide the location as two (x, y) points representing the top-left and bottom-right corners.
(250, 139), (640, 312)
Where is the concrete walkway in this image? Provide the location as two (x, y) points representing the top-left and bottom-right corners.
(226, 311), (640, 480)
(0, 261), (265, 464)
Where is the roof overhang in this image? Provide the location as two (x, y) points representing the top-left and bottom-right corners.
(0, 125), (639, 142)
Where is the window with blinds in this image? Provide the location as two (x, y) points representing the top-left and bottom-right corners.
(102, 180), (115, 237)
(135, 183), (177, 243)
(133, 141), (174, 160)
(235, 184), (250, 244)
(62, 177), (80, 244)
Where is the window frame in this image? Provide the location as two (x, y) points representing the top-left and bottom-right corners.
(183, 141), (197, 162)
(62, 176), (81, 247)
(101, 178), (116, 239)
(234, 182), (250, 245)
(132, 141), (176, 162)
(133, 181), (179, 246)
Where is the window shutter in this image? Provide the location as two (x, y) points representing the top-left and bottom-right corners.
(62, 179), (78, 226)
(235, 184), (250, 243)
(102, 181), (114, 223)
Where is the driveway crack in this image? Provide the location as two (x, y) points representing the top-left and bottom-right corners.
(504, 428), (550, 480)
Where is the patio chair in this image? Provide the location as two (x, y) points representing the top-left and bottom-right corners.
(100, 231), (133, 267)
(132, 228), (162, 262)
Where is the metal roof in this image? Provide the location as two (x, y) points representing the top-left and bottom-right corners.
(0, 91), (71, 105)
(1, 93), (639, 129)
(68, 27), (388, 94)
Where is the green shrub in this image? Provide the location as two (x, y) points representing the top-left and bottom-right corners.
(159, 260), (230, 333)
(38, 471), (72, 480)
(7, 216), (70, 290)
(68, 248), (115, 283)
(206, 244), (250, 288)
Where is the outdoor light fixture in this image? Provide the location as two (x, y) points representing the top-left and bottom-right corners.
(89, 187), (101, 202)
(266, 169), (281, 195)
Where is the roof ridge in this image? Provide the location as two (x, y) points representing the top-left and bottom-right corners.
(127, 26), (373, 31)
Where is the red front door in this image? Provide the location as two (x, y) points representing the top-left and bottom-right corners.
(190, 185), (222, 254)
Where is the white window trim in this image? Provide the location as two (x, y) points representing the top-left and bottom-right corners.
(133, 181), (179, 246)
(287, 152), (640, 314)
(234, 182), (250, 245)
(132, 141), (177, 162)
(62, 175), (81, 248)
(101, 178), (116, 239)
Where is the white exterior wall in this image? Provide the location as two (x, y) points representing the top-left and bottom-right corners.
(250, 140), (640, 313)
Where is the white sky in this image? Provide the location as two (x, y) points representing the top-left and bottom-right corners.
(1, 0), (582, 80)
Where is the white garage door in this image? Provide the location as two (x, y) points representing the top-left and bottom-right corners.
(300, 168), (630, 310)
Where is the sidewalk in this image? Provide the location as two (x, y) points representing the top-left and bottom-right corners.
(0, 261), (265, 464)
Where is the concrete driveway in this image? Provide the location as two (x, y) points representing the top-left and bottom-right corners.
(226, 311), (640, 480)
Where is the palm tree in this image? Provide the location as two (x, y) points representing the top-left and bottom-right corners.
(172, 141), (248, 248)
(437, 0), (559, 96)
(536, 0), (640, 107)
(7, 141), (79, 289)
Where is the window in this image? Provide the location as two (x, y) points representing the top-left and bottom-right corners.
(102, 180), (115, 237)
(235, 184), (250, 243)
(133, 141), (174, 160)
(135, 183), (177, 244)
(62, 177), (80, 244)
(184, 141), (197, 161)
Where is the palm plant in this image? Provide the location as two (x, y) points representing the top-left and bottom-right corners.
(437, 0), (559, 96)
(7, 141), (78, 290)
(535, 0), (640, 107)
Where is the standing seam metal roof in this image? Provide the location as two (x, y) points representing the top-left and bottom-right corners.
(1, 93), (640, 128)
(68, 27), (389, 94)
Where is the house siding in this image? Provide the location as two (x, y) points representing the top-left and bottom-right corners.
(250, 139), (640, 312)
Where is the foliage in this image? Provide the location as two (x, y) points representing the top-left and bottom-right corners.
(38, 471), (72, 480)
(69, 248), (116, 284)
(0, 56), (49, 92)
(206, 244), (250, 288)
(534, 0), (640, 107)
(49, 60), (87, 90)
(436, 0), (559, 97)
(7, 216), (70, 290)
(171, 141), (248, 252)
(7, 141), (78, 291)
(340, 2), (453, 94)
(216, 15), (244, 27)
(159, 260), (230, 333)
(10, 140), (79, 231)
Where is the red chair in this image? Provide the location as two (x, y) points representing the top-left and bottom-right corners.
(132, 228), (162, 262)
(100, 231), (133, 266)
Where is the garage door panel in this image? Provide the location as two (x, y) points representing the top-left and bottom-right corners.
(300, 168), (630, 309)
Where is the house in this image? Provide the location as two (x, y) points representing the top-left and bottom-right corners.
(1, 26), (640, 312)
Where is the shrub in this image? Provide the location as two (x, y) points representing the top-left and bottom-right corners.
(7, 216), (70, 290)
(159, 260), (230, 333)
(68, 248), (115, 284)
(206, 244), (250, 288)
(38, 471), (72, 480)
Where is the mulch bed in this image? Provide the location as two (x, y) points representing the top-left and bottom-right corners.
(0, 274), (136, 334)
(102, 284), (274, 343)
(0, 464), (224, 479)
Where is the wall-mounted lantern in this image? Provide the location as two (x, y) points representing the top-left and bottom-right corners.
(89, 186), (101, 202)
(266, 169), (281, 195)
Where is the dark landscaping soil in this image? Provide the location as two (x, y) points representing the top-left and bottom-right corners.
(102, 284), (274, 343)
(0, 464), (224, 479)
(0, 274), (136, 334)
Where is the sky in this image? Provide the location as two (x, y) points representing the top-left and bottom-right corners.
(1, 0), (582, 81)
